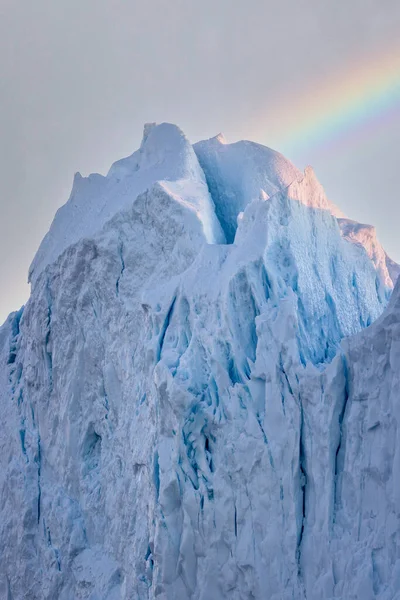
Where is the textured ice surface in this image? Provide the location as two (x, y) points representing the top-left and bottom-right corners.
(1, 123), (399, 599)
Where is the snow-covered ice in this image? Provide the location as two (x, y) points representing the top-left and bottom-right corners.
(0, 123), (399, 599)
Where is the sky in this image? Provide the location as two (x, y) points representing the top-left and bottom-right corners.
(1, 0), (399, 323)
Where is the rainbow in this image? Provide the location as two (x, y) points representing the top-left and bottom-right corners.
(252, 45), (400, 159)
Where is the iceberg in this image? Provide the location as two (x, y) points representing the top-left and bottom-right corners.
(0, 123), (398, 599)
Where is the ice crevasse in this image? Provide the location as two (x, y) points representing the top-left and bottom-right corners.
(1, 122), (400, 599)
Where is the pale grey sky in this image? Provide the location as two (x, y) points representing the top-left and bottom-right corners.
(1, 0), (399, 323)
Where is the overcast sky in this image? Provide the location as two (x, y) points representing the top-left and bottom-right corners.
(1, 0), (399, 323)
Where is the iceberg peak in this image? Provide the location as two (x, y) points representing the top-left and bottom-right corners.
(29, 122), (223, 284)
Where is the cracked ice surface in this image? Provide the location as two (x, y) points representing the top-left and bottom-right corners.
(0, 123), (399, 599)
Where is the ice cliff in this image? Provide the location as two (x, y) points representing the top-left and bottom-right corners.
(1, 123), (399, 599)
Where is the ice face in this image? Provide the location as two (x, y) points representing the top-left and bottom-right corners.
(0, 123), (399, 599)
